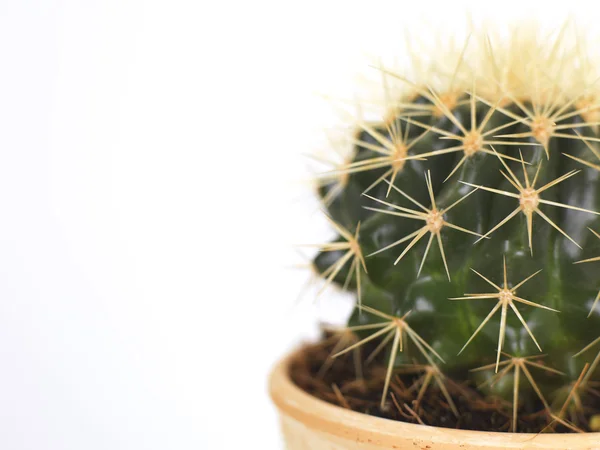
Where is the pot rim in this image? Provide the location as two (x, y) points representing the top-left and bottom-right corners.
(269, 347), (600, 449)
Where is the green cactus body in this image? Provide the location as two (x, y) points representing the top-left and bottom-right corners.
(310, 30), (600, 429)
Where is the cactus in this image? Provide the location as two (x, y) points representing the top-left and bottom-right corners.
(307, 25), (600, 432)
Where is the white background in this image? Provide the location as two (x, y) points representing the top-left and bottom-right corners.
(0, 1), (595, 449)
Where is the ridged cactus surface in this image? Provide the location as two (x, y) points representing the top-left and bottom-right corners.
(309, 27), (600, 431)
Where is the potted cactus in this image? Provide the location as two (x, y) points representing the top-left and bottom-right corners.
(270, 23), (600, 449)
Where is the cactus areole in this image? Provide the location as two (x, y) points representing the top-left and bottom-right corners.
(303, 26), (600, 433)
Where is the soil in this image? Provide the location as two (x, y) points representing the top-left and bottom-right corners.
(289, 332), (598, 433)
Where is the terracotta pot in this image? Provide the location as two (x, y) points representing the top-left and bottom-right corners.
(269, 349), (600, 449)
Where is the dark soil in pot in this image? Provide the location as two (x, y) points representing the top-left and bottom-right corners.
(289, 331), (599, 433)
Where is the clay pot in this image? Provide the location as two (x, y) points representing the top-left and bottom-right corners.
(269, 349), (600, 450)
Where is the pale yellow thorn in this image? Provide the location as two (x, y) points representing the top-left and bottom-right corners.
(486, 357), (516, 389)
(322, 212), (354, 241)
(520, 364), (550, 411)
(449, 295), (501, 300)
(449, 33), (472, 93)
(480, 141), (539, 148)
(571, 130), (600, 163)
(535, 208), (582, 249)
(554, 121), (600, 130)
(588, 292), (600, 319)
(527, 211), (533, 254)
(532, 163), (543, 188)
(476, 209), (523, 245)
(381, 328), (402, 409)
(370, 66), (436, 109)
(363, 193), (429, 217)
(405, 325), (445, 364)
(475, 94), (528, 124)
(457, 302), (502, 356)
(436, 232), (450, 281)
(585, 351), (600, 386)
(547, 415), (585, 433)
(332, 324), (395, 358)
(443, 186), (481, 212)
(538, 199), (600, 216)
(342, 258), (357, 291)
(363, 206), (423, 221)
(399, 116), (460, 140)
(511, 269), (542, 291)
(433, 371), (459, 417)
(553, 132), (600, 143)
(470, 359), (511, 373)
(554, 105), (600, 123)
(558, 364), (589, 420)
(346, 322), (392, 332)
(589, 227), (600, 240)
(355, 222), (365, 257)
(379, 60), (400, 144)
(385, 170), (400, 198)
(482, 117), (528, 138)
(496, 303), (508, 371)
(535, 170), (579, 194)
(318, 329), (359, 379)
(518, 150), (530, 188)
(417, 233), (435, 278)
(443, 222), (484, 237)
(512, 363), (520, 432)
(394, 227), (429, 265)
(512, 296), (559, 312)
(365, 329), (396, 365)
(321, 183), (344, 208)
(443, 155), (467, 182)
(508, 302), (542, 352)
(524, 359), (564, 375)
(563, 130), (600, 171)
(425, 170), (436, 209)
(414, 369), (434, 412)
(498, 170), (522, 193)
(404, 119), (433, 152)
(349, 138), (393, 155)
(574, 336), (600, 359)
(470, 267), (503, 291)
(367, 227), (423, 257)
(318, 251), (354, 296)
(563, 153), (600, 171)
(382, 178), (430, 212)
